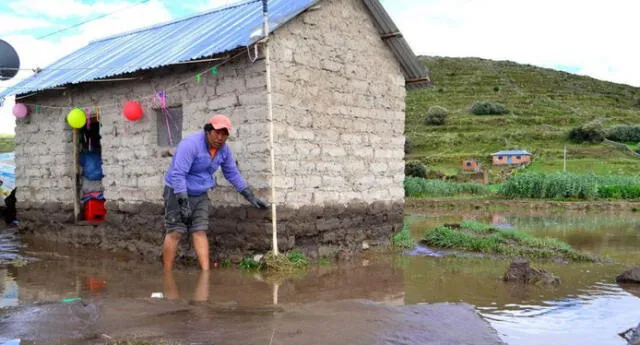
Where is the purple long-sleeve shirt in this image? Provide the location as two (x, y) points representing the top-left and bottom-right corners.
(164, 131), (248, 196)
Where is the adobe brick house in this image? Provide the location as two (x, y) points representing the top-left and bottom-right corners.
(491, 150), (531, 166)
(461, 159), (480, 172)
(0, 0), (429, 261)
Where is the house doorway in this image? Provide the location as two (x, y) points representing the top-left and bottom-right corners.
(77, 116), (105, 222)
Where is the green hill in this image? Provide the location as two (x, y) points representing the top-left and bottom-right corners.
(406, 56), (640, 177)
(0, 135), (14, 153)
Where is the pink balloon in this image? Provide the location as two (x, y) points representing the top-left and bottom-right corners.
(12, 103), (28, 118)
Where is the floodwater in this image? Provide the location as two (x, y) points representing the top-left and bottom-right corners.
(1, 209), (639, 345)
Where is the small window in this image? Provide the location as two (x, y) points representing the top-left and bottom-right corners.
(156, 106), (183, 147)
(466, 162), (472, 167)
(498, 156), (503, 160)
(516, 156), (521, 159)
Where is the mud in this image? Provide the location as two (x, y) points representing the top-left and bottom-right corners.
(15, 200), (403, 263)
(0, 298), (503, 345)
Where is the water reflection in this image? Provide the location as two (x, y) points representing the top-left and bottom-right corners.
(0, 267), (18, 308)
(163, 270), (210, 303)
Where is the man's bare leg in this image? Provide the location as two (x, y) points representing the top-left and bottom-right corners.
(163, 232), (182, 271)
(192, 231), (210, 270)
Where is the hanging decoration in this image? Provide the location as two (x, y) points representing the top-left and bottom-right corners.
(154, 90), (174, 146)
(123, 100), (143, 121)
(67, 108), (87, 128)
(12, 103), (28, 118)
(13, 49), (254, 127)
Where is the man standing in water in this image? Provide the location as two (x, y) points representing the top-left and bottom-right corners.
(163, 115), (268, 270)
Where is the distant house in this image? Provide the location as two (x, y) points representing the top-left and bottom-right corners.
(491, 150), (531, 166)
(461, 159), (480, 172)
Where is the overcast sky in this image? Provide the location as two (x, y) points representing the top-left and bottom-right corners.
(1, 0), (638, 135)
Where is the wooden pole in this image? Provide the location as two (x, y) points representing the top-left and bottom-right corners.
(263, 0), (279, 256)
(72, 128), (80, 223)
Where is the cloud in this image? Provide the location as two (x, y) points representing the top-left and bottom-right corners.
(0, 14), (52, 35)
(8, 0), (117, 19)
(0, 0), (173, 134)
(381, 0), (640, 86)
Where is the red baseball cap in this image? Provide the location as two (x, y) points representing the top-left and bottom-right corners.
(208, 114), (232, 133)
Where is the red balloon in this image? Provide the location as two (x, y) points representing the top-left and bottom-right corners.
(123, 100), (143, 121)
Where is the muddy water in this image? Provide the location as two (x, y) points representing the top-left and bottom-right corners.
(404, 210), (640, 345)
(0, 209), (639, 345)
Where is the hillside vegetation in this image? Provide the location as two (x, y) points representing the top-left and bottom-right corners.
(406, 56), (640, 177)
(0, 135), (14, 153)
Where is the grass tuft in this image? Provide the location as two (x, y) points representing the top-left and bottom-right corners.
(263, 250), (310, 273)
(392, 222), (416, 249)
(422, 221), (595, 262)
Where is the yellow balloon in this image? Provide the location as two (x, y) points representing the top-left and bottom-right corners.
(67, 108), (86, 129)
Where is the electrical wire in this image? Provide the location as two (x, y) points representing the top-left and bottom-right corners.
(36, 0), (151, 40)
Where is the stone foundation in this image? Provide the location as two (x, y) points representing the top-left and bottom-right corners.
(16, 200), (403, 263)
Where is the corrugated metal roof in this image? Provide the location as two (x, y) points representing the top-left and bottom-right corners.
(1, 0), (429, 97)
(491, 150), (531, 156)
(362, 0), (430, 89)
(0, 0), (317, 98)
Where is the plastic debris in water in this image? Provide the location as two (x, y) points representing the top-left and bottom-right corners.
(151, 292), (164, 299)
(61, 297), (82, 303)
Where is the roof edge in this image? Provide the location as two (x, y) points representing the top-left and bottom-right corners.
(91, 0), (260, 44)
(361, 0), (430, 89)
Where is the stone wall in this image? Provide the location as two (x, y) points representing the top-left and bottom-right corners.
(15, 54), (270, 206)
(15, 54), (275, 259)
(14, 0), (406, 260)
(267, 0), (406, 253)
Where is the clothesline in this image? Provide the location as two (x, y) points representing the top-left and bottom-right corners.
(9, 48), (249, 111)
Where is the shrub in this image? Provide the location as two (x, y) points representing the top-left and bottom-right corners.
(470, 101), (509, 115)
(404, 135), (412, 154)
(424, 106), (449, 125)
(405, 161), (427, 178)
(636, 144), (640, 154)
(606, 125), (640, 142)
(568, 120), (605, 143)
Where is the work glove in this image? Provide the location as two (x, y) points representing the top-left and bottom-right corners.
(240, 188), (268, 209)
(176, 192), (192, 224)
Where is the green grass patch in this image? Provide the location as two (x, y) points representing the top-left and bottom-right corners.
(422, 220), (595, 262)
(499, 172), (640, 199)
(392, 222), (416, 249)
(238, 256), (262, 270)
(0, 135), (14, 153)
(405, 177), (492, 197)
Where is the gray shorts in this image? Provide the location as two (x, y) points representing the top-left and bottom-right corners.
(163, 185), (210, 234)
